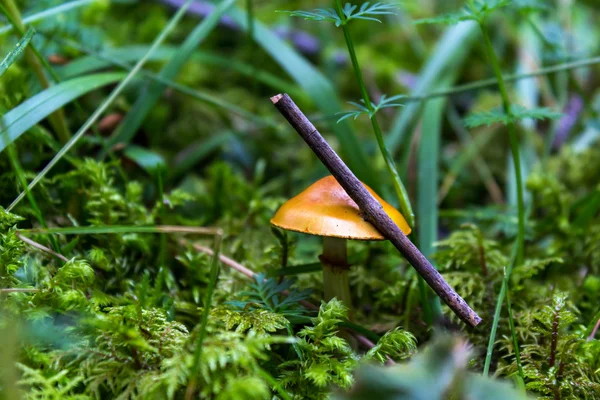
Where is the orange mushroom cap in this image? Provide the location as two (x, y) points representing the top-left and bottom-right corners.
(270, 175), (411, 240)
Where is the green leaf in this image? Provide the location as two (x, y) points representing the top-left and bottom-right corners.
(0, 72), (125, 154)
(123, 145), (166, 176)
(338, 336), (528, 400)
(226, 7), (379, 189)
(283, 8), (341, 26)
(101, 0), (237, 158)
(465, 105), (562, 128)
(0, 27), (34, 77)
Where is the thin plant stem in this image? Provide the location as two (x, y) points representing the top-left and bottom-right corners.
(333, 0), (430, 325)
(16, 232), (68, 262)
(1, 122), (61, 252)
(188, 234), (222, 395)
(157, 171), (167, 269)
(478, 23), (525, 267)
(333, 0), (414, 228)
(246, 0), (254, 40)
(256, 368), (293, 400)
(504, 268), (524, 382)
(7, 0), (196, 212)
(483, 241), (518, 375)
(0, 0), (70, 143)
(477, 15), (526, 374)
(407, 55), (600, 103)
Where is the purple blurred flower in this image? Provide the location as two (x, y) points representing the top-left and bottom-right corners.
(552, 95), (583, 150)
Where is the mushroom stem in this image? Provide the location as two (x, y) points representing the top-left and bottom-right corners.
(321, 237), (352, 312)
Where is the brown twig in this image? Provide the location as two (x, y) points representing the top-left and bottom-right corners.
(587, 317), (600, 341)
(270, 93), (482, 328)
(0, 288), (39, 293)
(16, 232), (69, 263)
(548, 305), (560, 369)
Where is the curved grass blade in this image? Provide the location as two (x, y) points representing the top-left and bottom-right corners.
(0, 27), (34, 77)
(171, 132), (234, 179)
(100, 0), (237, 159)
(189, 234), (222, 384)
(1, 115), (60, 252)
(8, 0), (196, 211)
(227, 6), (379, 188)
(47, 38), (274, 127)
(0, 0), (95, 35)
(124, 145), (167, 176)
(59, 45), (304, 99)
(0, 2), (71, 143)
(386, 22), (478, 155)
(417, 80), (453, 323)
(0, 72), (125, 154)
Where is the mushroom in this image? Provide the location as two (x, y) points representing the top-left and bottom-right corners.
(271, 175), (411, 312)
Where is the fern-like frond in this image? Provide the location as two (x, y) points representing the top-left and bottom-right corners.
(283, 2), (396, 27)
(282, 8), (341, 26)
(228, 273), (311, 319)
(337, 94), (405, 123)
(465, 105), (562, 128)
(341, 2), (397, 23)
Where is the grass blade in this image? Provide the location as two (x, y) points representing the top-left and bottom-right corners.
(417, 78), (452, 323)
(504, 268), (524, 382)
(189, 234), (222, 389)
(483, 241), (518, 375)
(100, 0), (237, 158)
(333, 0), (414, 227)
(1, 117), (60, 252)
(227, 6), (379, 188)
(386, 22), (478, 155)
(22, 225), (221, 236)
(58, 45), (304, 99)
(438, 121), (498, 204)
(0, 27), (33, 77)
(0, 72), (125, 154)
(0, 2), (71, 143)
(0, 0), (95, 35)
(171, 132), (234, 179)
(41, 34), (277, 126)
(7, 0), (196, 211)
